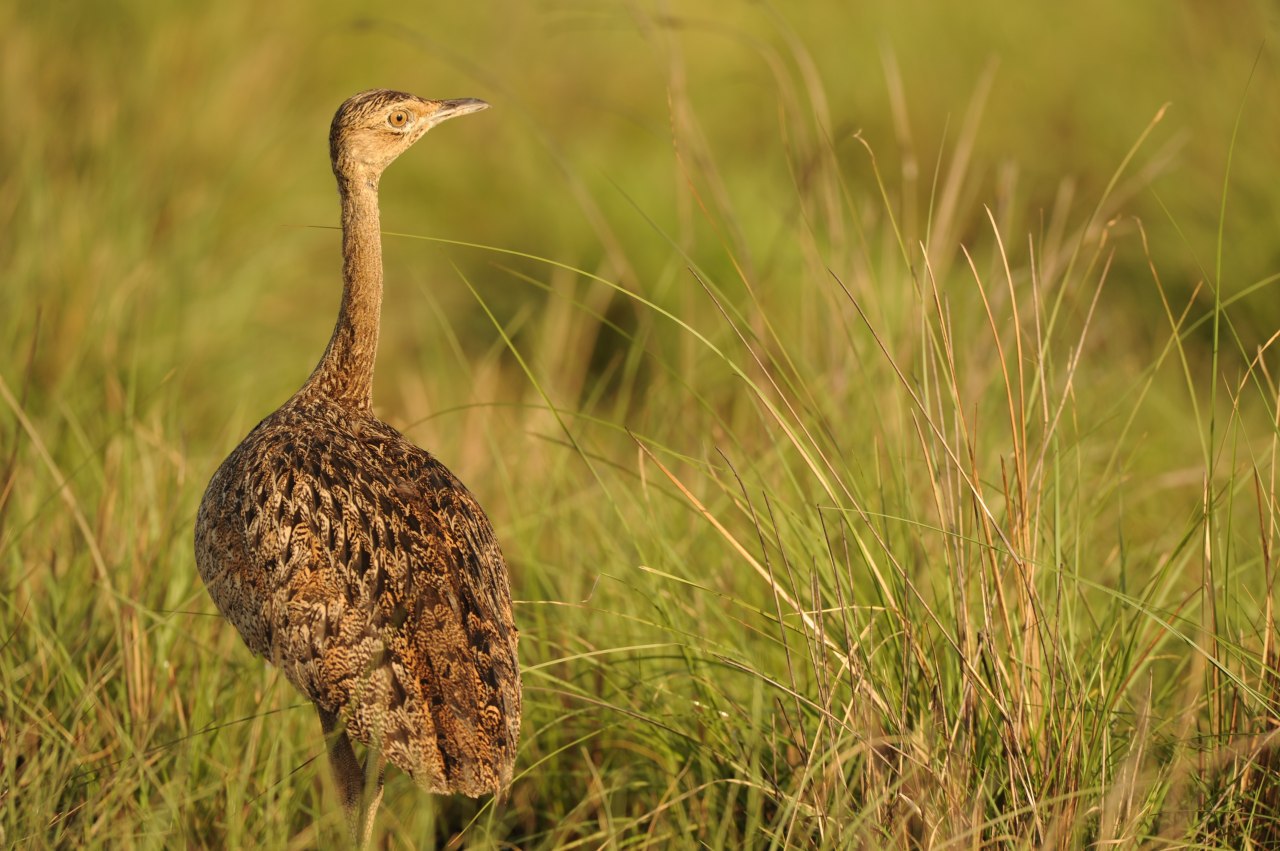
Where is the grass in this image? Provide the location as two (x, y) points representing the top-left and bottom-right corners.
(4, 0), (1280, 847)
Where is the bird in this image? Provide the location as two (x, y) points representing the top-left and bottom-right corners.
(194, 89), (520, 844)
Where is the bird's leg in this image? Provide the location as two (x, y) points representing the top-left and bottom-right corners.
(356, 751), (386, 849)
(317, 706), (365, 841)
(319, 706), (387, 847)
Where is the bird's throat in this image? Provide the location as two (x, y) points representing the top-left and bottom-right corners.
(304, 177), (384, 409)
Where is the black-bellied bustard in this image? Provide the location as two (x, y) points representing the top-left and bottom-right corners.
(194, 90), (520, 844)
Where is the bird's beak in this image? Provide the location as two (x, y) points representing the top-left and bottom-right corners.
(427, 98), (490, 128)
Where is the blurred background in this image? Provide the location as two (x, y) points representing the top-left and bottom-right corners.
(6, 0), (1280, 847)
(6, 0), (1279, 414)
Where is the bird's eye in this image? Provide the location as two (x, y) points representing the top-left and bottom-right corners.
(389, 110), (409, 128)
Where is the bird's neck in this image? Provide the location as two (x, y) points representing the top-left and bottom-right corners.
(305, 174), (384, 410)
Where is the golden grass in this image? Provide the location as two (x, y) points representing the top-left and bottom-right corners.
(4, 1), (1280, 847)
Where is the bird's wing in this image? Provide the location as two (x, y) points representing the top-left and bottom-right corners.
(235, 415), (521, 796)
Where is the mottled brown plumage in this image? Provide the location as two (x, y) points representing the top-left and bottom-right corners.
(194, 90), (519, 840)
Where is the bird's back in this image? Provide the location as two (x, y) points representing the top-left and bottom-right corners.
(195, 394), (521, 795)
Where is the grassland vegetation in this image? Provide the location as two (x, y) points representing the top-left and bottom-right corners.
(4, 1), (1280, 847)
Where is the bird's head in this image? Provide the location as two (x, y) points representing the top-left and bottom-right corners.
(329, 89), (488, 183)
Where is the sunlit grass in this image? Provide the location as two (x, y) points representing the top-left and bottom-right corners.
(4, 1), (1280, 848)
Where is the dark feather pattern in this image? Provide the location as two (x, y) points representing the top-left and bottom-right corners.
(196, 395), (520, 794)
